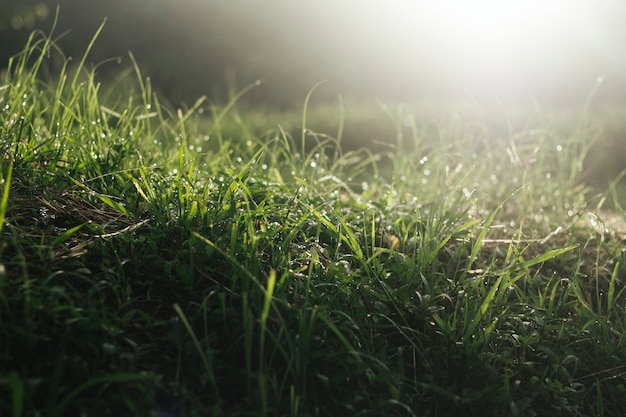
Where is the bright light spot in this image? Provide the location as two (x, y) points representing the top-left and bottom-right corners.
(350, 0), (613, 95)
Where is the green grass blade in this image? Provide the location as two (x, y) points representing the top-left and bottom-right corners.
(0, 159), (13, 235)
(94, 194), (128, 216)
(50, 223), (85, 247)
(607, 261), (619, 312)
(301, 80), (327, 155)
(56, 372), (152, 416)
(173, 303), (218, 398)
(261, 269), (276, 328)
(10, 372), (23, 417)
(517, 245), (578, 270)
(318, 311), (363, 363)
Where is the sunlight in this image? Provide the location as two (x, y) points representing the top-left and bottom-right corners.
(356, 0), (617, 95)
(418, 1), (591, 62)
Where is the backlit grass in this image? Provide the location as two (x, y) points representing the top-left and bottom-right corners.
(1, 28), (626, 417)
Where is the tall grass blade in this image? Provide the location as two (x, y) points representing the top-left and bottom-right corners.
(301, 80), (326, 155)
(173, 303), (219, 399)
(318, 311), (363, 363)
(0, 159), (13, 235)
(55, 372), (152, 416)
(10, 372), (23, 417)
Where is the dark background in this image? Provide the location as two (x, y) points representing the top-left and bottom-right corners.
(3, 0), (626, 108)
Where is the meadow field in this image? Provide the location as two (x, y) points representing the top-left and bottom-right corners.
(1, 30), (626, 417)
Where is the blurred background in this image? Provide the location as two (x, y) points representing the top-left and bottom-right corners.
(2, 0), (626, 108)
(2, 0), (626, 199)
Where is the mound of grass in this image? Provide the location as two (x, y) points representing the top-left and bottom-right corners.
(1, 28), (626, 417)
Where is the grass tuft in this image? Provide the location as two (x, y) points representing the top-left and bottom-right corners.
(1, 28), (626, 417)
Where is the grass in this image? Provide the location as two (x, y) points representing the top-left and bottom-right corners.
(1, 28), (626, 417)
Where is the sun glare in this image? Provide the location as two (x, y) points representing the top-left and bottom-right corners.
(354, 0), (616, 96)
(420, 1), (588, 58)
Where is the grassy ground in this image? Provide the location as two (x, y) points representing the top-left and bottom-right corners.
(2, 30), (626, 417)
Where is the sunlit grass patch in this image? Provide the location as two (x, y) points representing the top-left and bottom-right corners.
(1, 27), (626, 417)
